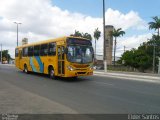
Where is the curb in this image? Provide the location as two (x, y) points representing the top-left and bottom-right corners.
(94, 71), (160, 80)
(0, 64), (15, 67)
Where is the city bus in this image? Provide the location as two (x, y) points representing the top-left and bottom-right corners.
(15, 36), (94, 79)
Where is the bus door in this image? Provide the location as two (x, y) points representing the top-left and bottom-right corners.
(57, 46), (65, 76)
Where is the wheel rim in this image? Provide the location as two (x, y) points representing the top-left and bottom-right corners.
(50, 69), (54, 77)
(24, 66), (27, 73)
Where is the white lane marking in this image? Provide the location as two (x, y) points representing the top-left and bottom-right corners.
(94, 73), (160, 84)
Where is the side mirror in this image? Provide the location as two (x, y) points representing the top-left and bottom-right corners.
(64, 48), (68, 54)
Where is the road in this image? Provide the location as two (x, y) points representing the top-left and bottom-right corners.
(0, 65), (160, 114)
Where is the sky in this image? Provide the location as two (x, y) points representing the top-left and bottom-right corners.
(0, 0), (159, 58)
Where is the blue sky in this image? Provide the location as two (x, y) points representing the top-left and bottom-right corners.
(52, 0), (160, 21)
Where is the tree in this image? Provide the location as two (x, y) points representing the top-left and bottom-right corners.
(121, 35), (160, 72)
(93, 28), (101, 59)
(121, 49), (152, 72)
(70, 30), (92, 41)
(82, 33), (92, 41)
(112, 28), (125, 66)
(70, 30), (82, 37)
(148, 16), (160, 39)
(0, 50), (11, 63)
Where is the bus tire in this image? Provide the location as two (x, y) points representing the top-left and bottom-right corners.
(24, 64), (28, 74)
(49, 67), (55, 79)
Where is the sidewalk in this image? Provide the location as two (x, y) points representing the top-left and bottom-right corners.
(94, 70), (160, 81)
(0, 63), (15, 67)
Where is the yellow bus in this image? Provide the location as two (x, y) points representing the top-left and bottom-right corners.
(15, 36), (94, 79)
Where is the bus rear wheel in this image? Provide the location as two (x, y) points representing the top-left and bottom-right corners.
(24, 64), (28, 74)
(49, 67), (55, 79)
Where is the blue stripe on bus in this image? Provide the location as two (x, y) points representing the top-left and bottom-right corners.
(35, 56), (44, 73)
(30, 57), (37, 72)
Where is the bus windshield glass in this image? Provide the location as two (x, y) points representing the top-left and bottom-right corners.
(67, 45), (93, 64)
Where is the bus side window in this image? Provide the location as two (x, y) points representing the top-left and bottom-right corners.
(28, 46), (34, 57)
(40, 44), (48, 56)
(19, 50), (22, 59)
(23, 47), (28, 57)
(34, 45), (40, 56)
(15, 48), (19, 57)
(48, 42), (56, 56)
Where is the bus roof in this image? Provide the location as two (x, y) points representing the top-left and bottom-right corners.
(16, 36), (88, 48)
(16, 36), (90, 48)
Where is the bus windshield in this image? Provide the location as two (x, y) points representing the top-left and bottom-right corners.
(67, 45), (93, 64)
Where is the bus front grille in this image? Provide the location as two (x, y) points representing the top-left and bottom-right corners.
(77, 72), (86, 74)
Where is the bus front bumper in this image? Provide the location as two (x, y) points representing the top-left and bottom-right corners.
(66, 70), (93, 77)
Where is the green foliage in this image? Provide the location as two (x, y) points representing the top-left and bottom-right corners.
(120, 16), (160, 72)
(148, 16), (160, 37)
(112, 28), (125, 38)
(148, 16), (160, 30)
(70, 30), (82, 37)
(82, 33), (92, 41)
(111, 28), (125, 65)
(93, 28), (101, 57)
(70, 30), (92, 41)
(0, 50), (11, 62)
(94, 28), (101, 40)
(121, 34), (160, 72)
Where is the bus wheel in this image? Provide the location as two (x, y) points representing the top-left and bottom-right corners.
(24, 64), (28, 74)
(49, 67), (55, 79)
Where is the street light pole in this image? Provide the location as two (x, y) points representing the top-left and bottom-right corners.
(14, 22), (22, 46)
(1, 44), (2, 64)
(103, 0), (107, 72)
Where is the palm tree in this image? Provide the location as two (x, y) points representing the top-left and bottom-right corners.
(82, 33), (92, 41)
(112, 28), (125, 66)
(149, 17), (160, 72)
(70, 30), (92, 40)
(148, 16), (160, 39)
(70, 30), (82, 37)
(93, 28), (101, 60)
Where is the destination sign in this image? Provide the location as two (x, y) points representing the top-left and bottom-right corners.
(67, 38), (92, 46)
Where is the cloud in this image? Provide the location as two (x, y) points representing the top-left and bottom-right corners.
(105, 8), (147, 30)
(116, 33), (152, 56)
(0, 0), (149, 58)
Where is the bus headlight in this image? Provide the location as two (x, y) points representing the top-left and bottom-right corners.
(67, 66), (74, 71)
(89, 65), (94, 70)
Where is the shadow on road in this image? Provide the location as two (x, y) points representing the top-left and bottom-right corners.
(18, 70), (91, 83)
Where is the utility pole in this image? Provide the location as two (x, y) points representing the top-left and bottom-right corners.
(14, 22), (22, 46)
(103, 0), (107, 72)
(1, 44), (2, 64)
(124, 46), (126, 53)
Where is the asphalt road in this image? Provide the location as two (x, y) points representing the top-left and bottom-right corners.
(0, 65), (160, 114)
